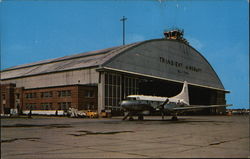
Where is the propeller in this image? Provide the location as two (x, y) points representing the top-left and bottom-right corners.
(157, 98), (169, 120)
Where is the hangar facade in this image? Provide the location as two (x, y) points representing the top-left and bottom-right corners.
(0, 30), (229, 115)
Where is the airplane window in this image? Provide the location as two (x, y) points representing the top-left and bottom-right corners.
(126, 97), (136, 100)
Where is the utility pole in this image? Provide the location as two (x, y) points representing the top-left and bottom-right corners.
(120, 16), (127, 45)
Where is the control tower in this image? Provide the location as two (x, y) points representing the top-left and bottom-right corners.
(163, 29), (189, 44)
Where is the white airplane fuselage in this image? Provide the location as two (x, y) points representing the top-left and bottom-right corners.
(121, 95), (187, 112)
(121, 81), (190, 113)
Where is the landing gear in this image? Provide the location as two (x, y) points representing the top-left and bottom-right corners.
(171, 116), (178, 121)
(123, 112), (135, 121)
(123, 112), (144, 121)
(138, 115), (144, 120)
(171, 113), (178, 121)
(129, 116), (134, 121)
(122, 112), (130, 120)
(161, 111), (165, 120)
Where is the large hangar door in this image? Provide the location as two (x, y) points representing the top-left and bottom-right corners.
(189, 86), (218, 105)
(138, 78), (219, 105)
(138, 79), (182, 97)
(104, 72), (139, 111)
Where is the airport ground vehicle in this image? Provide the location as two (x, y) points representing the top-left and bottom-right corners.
(85, 110), (98, 118)
(99, 110), (112, 118)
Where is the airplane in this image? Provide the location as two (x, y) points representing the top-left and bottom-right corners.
(121, 81), (232, 121)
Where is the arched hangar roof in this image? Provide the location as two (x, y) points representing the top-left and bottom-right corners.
(1, 39), (225, 91)
(0, 42), (140, 80)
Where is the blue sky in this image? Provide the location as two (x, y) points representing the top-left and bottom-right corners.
(1, 0), (249, 109)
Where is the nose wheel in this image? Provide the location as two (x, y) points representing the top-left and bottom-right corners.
(171, 113), (178, 121)
(171, 116), (178, 121)
(129, 116), (134, 121)
(123, 112), (135, 121)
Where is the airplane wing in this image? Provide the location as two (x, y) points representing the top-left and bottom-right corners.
(172, 104), (232, 110)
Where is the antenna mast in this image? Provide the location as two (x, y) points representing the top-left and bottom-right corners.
(120, 16), (127, 45)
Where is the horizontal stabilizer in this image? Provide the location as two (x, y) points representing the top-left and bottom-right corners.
(173, 104), (232, 110)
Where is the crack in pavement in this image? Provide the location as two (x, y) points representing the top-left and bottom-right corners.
(1, 137), (40, 143)
(209, 136), (249, 146)
(175, 136), (249, 153)
(68, 130), (134, 136)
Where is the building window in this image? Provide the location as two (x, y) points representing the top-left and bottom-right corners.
(86, 103), (91, 110)
(41, 103), (52, 110)
(41, 92), (53, 98)
(26, 93), (37, 98)
(67, 90), (71, 96)
(58, 90), (71, 97)
(58, 102), (71, 110)
(2, 94), (6, 100)
(81, 102), (96, 110)
(85, 90), (94, 98)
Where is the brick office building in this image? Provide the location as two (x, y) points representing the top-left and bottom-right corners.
(0, 83), (97, 115)
(0, 30), (230, 115)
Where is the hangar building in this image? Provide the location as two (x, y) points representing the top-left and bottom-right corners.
(0, 30), (229, 115)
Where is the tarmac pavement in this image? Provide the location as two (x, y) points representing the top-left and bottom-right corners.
(1, 115), (249, 158)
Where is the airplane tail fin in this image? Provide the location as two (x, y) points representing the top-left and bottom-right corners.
(174, 81), (189, 105)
